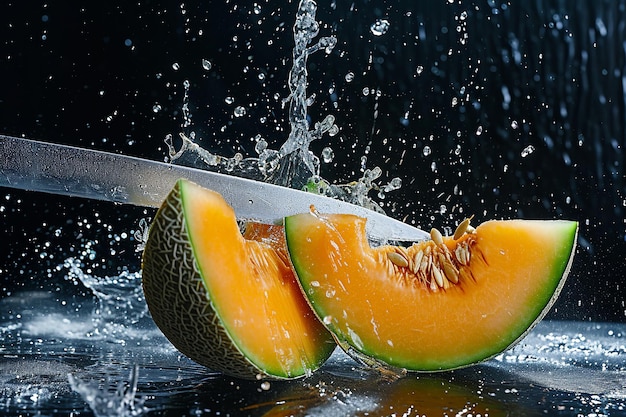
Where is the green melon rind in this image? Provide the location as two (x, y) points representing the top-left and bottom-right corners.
(284, 214), (578, 373)
(142, 180), (263, 379)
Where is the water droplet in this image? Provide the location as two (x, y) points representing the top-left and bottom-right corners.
(416, 66), (424, 75)
(171, 62), (180, 71)
(233, 106), (247, 117)
(521, 145), (535, 157)
(511, 120), (519, 129)
(321, 147), (334, 163)
(370, 19), (390, 36)
(423, 145), (432, 156)
(152, 104), (162, 113)
(260, 381), (271, 391)
(362, 87), (370, 96)
(254, 138), (268, 154)
(345, 72), (355, 82)
(253, 3), (262, 14)
(388, 177), (402, 190)
(201, 59), (212, 71)
(225, 96), (235, 105)
(323, 315), (333, 325)
(476, 125), (483, 136)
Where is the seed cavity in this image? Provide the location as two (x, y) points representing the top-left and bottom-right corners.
(380, 221), (479, 292)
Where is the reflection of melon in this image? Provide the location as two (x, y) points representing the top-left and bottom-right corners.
(261, 375), (510, 417)
(285, 210), (578, 372)
(141, 179), (335, 380)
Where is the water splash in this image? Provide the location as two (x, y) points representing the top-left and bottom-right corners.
(62, 255), (149, 343)
(166, 0), (400, 207)
(68, 365), (148, 417)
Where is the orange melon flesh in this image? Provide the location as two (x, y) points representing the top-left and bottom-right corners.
(142, 179), (335, 379)
(284, 211), (578, 371)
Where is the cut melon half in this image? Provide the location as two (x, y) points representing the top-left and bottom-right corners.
(284, 210), (578, 372)
(142, 179), (335, 380)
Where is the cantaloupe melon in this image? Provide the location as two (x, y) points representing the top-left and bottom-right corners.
(284, 209), (577, 372)
(141, 179), (335, 380)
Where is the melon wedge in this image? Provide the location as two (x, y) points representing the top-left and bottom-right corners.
(141, 179), (335, 380)
(284, 210), (578, 372)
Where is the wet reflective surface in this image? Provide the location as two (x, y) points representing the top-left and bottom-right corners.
(1, 289), (625, 416)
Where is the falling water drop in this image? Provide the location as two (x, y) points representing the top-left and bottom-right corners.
(201, 59), (212, 71)
(321, 147), (334, 163)
(521, 145), (535, 157)
(370, 19), (390, 36)
(255, 138), (268, 154)
(233, 106), (247, 117)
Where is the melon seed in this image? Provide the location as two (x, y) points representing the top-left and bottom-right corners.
(420, 246), (432, 272)
(387, 251), (409, 268)
(432, 265), (445, 288)
(463, 244), (471, 264)
(442, 261), (460, 284)
(412, 250), (424, 273)
(453, 215), (474, 240)
(430, 228), (444, 247)
(455, 245), (467, 266)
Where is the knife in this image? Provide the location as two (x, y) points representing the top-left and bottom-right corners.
(0, 135), (428, 241)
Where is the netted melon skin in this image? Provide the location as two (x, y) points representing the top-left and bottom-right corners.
(141, 183), (261, 380)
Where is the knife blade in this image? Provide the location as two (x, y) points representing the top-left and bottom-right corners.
(0, 135), (428, 241)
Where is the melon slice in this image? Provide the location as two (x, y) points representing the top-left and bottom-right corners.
(141, 179), (335, 380)
(284, 210), (578, 372)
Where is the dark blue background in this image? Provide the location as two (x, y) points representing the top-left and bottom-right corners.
(1, 1), (624, 322)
